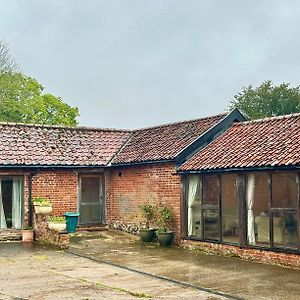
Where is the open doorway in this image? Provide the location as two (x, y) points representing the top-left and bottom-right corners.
(0, 177), (23, 230)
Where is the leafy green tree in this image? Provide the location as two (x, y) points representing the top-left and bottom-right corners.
(230, 80), (300, 120)
(0, 72), (79, 126)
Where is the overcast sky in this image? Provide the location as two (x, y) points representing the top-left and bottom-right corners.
(1, 1), (300, 129)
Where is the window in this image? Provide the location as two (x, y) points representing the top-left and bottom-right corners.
(221, 174), (239, 243)
(186, 170), (300, 252)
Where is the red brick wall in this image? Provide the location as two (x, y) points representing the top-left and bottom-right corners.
(181, 239), (300, 269)
(105, 163), (181, 236)
(31, 171), (78, 216)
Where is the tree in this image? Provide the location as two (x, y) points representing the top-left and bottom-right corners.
(0, 72), (79, 126)
(230, 81), (300, 120)
(0, 41), (18, 73)
(0, 41), (79, 126)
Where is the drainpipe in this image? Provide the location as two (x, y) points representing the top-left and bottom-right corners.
(28, 173), (33, 227)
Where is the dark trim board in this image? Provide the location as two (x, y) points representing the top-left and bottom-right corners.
(177, 164), (300, 175)
(175, 109), (246, 166)
(0, 165), (107, 170)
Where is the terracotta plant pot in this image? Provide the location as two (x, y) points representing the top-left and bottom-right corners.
(48, 222), (66, 232)
(22, 230), (34, 242)
(139, 229), (156, 242)
(39, 206), (53, 215)
(157, 232), (175, 246)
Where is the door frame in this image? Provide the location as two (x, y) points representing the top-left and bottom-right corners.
(78, 174), (105, 226)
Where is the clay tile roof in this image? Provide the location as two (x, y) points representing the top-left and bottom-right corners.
(0, 123), (131, 167)
(112, 113), (227, 165)
(179, 113), (300, 172)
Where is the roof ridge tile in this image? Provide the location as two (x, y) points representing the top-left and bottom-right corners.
(234, 112), (300, 126)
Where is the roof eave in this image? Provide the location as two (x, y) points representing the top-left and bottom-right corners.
(0, 164), (108, 169)
(177, 164), (300, 174)
(110, 159), (175, 168)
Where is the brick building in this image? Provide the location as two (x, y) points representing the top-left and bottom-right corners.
(178, 113), (300, 266)
(1, 109), (300, 266)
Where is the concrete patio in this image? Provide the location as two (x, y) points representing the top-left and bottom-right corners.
(0, 241), (224, 300)
(69, 229), (300, 300)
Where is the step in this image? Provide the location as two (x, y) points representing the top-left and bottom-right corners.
(0, 230), (22, 241)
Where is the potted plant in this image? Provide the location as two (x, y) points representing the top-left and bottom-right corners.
(38, 199), (53, 215)
(138, 204), (157, 242)
(22, 226), (34, 242)
(32, 197), (45, 214)
(48, 216), (66, 232)
(157, 206), (175, 246)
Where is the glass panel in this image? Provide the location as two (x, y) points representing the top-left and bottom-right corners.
(273, 212), (298, 249)
(1, 180), (13, 229)
(221, 174), (239, 243)
(272, 172), (298, 208)
(187, 175), (202, 238)
(252, 172), (270, 247)
(80, 176), (102, 224)
(0, 178), (23, 229)
(203, 209), (219, 239)
(79, 205), (101, 224)
(203, 175), (218, 205)
(81, 177), (99, 203)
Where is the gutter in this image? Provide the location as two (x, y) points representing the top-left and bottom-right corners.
(0, 164), (107, 170)
(109, 159), (174, 168)
(176, 164), (300, 175)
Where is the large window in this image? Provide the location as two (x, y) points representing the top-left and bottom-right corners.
(247, 172), (269, 246)
(185, 171), (300, 252)
(202, 175), (219, 240)
(271, 172), (298, 249)
(221, 174), (239, 243)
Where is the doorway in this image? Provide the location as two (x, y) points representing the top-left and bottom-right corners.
(0, 177), (23, 230)
(78, 175), (105, 225)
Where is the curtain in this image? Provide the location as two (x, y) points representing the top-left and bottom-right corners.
(187, 175), (199, 236)
(12, 179), (22, 229)
(0, 180), (7, 229)
(247, 174), (256, 245)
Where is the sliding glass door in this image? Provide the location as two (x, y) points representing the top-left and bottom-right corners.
(0, 177), (23, 230)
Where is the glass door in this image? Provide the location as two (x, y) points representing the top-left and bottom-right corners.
(79, 175), (104, 225)
(0, 177), (23, 230)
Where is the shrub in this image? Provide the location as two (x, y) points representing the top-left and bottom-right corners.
(48, 216), (66, 223)
(157, 206), (173, 233)
(138, 204), (157, 229)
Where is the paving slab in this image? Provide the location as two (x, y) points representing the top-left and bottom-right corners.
(0, 241), (224, 300)
(69, 230), (300, 300)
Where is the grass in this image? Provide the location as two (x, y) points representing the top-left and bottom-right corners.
(96, 282), (152, 298)
(33, 255), (49, 260)
(79, 277), (152, 298)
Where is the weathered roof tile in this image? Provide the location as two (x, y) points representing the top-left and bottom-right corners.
(0, 123), (130, 167)
(112, 113), (226, 165)
(179, 113), (300, 171)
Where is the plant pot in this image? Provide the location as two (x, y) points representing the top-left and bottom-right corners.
(139, 228), (156, 242)
(64, 212), (80, 233)
(22, 230), (33, 242)
(34, 205), (41, 214)
(157, 231), (175, 246)
(39, 206), (53, 215)
(48, 222), (66, 232)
